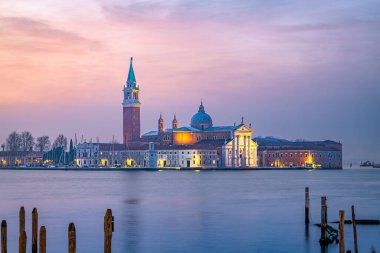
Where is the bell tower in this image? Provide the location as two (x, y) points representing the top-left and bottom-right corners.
(123, 57), (141, 145)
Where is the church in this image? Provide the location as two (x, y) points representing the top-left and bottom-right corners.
(76, 58), (258, 168)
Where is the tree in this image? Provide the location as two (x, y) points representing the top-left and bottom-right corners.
(68, 139), (76, 164)
(6, 131), (21, 152)
(20, 131), (35, 151)
(53, 134), (68, 150)
(35, 136), (51, 152)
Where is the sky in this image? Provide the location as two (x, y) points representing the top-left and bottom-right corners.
(0, 0), (379, 164)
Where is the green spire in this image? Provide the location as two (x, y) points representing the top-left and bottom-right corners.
(127, 57), (136, 84)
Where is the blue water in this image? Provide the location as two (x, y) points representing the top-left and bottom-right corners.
(0, 168), (379, 253)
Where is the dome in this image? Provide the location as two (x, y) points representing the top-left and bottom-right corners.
(191, 102), (213, 130)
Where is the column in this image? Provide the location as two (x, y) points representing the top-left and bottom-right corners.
(231, 133), (235, 168)
(244, 135), (248, 167)
(248, 134), (251, 167)
(236, 135), (240, 167)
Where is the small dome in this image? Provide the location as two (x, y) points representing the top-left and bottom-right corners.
(191, 102), (213, 130)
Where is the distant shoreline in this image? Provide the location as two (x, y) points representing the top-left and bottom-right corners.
(0, 167), (343, 171)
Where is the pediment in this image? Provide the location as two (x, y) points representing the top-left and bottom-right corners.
(235, 124), (252, 132)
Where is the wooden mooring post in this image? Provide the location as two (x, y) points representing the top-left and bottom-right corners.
(352, 206), (358, 253)
(19, 230), (27, 253)
(339, 210), (345, 253)
(104, 209), (113, 253)
(305, 187), (310, 225)
(39, 226), (46, 253)
(19, 207), (25, 234)
(1, 220), (6, 253)
(68, 223), (76, 253)
(32, 208), (38, 253)
(320, 196), (327, 245)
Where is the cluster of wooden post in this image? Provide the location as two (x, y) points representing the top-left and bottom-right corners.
(305, 187), (360, 253)
(1, 207), (114, 253)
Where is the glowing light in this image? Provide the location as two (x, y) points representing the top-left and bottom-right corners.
(307, 152), (313, 164)
(43, 159), (53, 165)
(100, 158), (109, 166)
(173, 132), (195, 145)
(195, 170), (201, 173)
(125, 158), (134, 167)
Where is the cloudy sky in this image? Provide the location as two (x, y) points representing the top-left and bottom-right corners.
(0, 0), (379, 163)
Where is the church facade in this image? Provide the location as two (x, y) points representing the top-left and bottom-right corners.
(102, 57), (258, 168)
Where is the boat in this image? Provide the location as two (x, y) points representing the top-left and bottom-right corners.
(373, 164), (380, 168)
(360, 161), (374, 167)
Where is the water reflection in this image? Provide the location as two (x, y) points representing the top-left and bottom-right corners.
(0, 169), (379, 253)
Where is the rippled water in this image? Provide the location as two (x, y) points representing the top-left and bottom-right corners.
(0, 168), (380, 253)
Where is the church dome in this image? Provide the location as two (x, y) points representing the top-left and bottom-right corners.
(191, 102), (213, 130)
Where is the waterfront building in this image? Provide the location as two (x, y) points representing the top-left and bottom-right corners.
(255, 137), (342, 169)
(0, 151), (42, 166)
(74, 57), (343, 169)
(75, 57), (258, 168)
(75, 142), (124, 167)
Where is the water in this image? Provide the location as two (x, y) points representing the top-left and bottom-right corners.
(0, 168), (379, 253)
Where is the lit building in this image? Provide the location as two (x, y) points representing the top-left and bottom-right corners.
(75, 57), (258, 168)
(255, 137), (342, 169)
(75, 142), (124, 167)
(0, 151), (42, 166)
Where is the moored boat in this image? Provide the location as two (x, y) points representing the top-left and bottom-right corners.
(360, 161), (373, 167)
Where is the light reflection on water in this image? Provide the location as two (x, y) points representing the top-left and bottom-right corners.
(0, 168), (380, 253)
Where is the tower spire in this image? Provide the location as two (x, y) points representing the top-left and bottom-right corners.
(127, 57), (136, 84)
(158, 113), (164, 133)
(172, 114), (178, 129)
(198, 99), (205, 113)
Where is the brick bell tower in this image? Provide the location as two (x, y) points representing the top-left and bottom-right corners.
(123, 57), (141, 145)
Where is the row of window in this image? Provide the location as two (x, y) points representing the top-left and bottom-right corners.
(263, 152), (341, 159)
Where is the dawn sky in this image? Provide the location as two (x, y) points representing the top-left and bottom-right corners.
(0, 0), (379, 164)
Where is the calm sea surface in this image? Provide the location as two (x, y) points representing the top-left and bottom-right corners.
(0, 168), (379, 253)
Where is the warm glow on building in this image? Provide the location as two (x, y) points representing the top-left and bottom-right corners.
(157, 158), (166, 167)
(173, 132), (195, 145)
(125, 158), (134, 167)
(100, 158), (109, 166)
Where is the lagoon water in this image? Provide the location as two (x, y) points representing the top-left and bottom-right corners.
(0, 168), (380, 253)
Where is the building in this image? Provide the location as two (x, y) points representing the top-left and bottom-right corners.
(123, 57), (141, 145)
(75, 57), (342, 169)
(75, 57), (258, 168)
(0, 151), (42, 167)
(255, 137), (342, 169)
(75, 142), (125, 167)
